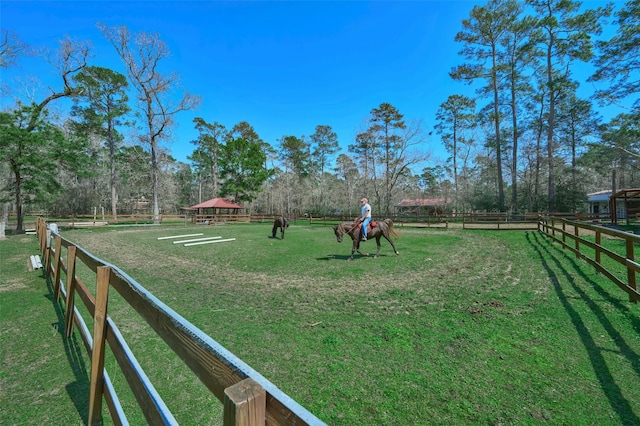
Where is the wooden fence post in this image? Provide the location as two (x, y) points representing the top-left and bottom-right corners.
(38, 218), (46, 258)
(574, 225), (580, 257)
(595, 230), (602, 266)
(38, 219), (51, 274)
(64, 245), (78, 338)
(223, 378), (266, 426)
(52, 236), (63, 300)
(561, 221), (566, 249)
(88, 266), (111, 425)
(625, 238), (638, 303)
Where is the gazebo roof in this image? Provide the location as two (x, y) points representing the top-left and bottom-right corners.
(188, 198), (244, 210)
(611, 188), (640, 200)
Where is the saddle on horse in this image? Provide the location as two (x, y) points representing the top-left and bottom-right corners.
(355, 220), (377, 240)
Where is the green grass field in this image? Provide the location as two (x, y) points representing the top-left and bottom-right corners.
(2, 222), (640, 425)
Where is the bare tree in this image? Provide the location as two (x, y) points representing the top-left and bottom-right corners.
(367, 103), (428, 216)
(99, 24), (201, 223)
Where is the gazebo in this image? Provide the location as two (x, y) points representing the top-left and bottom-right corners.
(183, 198), (246, 224)
(609, 189), (640, 224)
(187, 197), (245, 214)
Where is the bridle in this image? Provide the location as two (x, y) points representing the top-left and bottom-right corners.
(338, 221), (360, 238)
(346, 221), (360, 237)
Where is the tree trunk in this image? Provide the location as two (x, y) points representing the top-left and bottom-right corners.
(453, 119), (459, 211)
(151, 139), (160, 224)
(510, 71), (518, 213)
(109, 121), (118, 220)
(0, 203), (8, 239)
(491, 54), (505, 211)
(12, 163), (24, 232)
(546, 39), (556, 213)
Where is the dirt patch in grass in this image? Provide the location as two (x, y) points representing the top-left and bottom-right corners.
(0, 277), (30, 292)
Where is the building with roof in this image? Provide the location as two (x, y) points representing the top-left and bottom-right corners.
(394, 198), (448, 216)
(586, 190), (612, 216)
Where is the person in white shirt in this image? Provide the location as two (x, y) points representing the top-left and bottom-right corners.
(359, 197), (372, 241)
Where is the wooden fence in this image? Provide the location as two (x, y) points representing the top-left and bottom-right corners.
(35, 217), (325, 426)
(193, 213), (251, 225)
(461, 213), (540, 230)
(538, 216), (640, 303)
(302, 214), (449, 228)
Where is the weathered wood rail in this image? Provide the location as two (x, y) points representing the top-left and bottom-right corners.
(193, 213), (251, 225)
(36, 217), (325, 426)
(538, 216), (640, 303)
(461, 213), (539, 230)
(304, 214), (449, 228)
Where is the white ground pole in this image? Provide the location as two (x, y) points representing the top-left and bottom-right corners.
(173, 236), (222, 245)
(157, 233), (203, 240)
(30, 255), (43, 269)
(184, 238), (236, 247)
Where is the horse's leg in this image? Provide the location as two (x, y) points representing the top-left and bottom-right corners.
(373, 236), (382, 258)
(348, 240), (357, 261)
(349, 231), (358, 260)
(355, 237), (369, 257)
(384, 231), (400, 255)
(348, 237), (368, 260)
(272, 224), (277, 238)
(281, 227), (285, 239)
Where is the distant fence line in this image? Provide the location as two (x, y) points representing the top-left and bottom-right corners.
(13, 211), (615, 231)
(35, 217), (325, 426)
(538, 216), (640, 304)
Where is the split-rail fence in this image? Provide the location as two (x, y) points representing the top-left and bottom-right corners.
(538, 216), (640, 303)
(35, 217), (325, 426)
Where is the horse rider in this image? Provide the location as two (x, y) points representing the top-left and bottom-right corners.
(359, 197), (372, 241)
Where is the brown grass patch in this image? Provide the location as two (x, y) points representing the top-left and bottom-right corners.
(0, 277), (30, 292)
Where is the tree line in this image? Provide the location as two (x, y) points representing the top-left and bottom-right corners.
(1, 0), (638, 234)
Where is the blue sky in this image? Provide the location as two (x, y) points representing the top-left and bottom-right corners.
(1, 0), (618, 168)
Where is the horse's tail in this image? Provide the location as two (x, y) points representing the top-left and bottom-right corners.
(383, 218), (399, 238)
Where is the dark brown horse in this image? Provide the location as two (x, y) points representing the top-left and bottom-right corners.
(333, 219), (399, 260)
(272, 216), (289, 239)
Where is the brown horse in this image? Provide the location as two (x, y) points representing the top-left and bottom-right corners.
(272, 216), (289, 239)
(333, 219), (399, 260)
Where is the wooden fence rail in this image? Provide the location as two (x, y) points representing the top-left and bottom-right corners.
(538, 216), (640, 304)
(302, 214), (450, 228)
(193, 214), (251, 225)
(35, 217), (325, 426)
(461, 213), (540, 230)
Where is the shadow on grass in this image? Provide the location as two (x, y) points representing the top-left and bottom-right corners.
(316, 254), (354, 261)
(42, 271), (90, 424)
(317, 252), (397, 261)
(527, 231), (640, 424)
